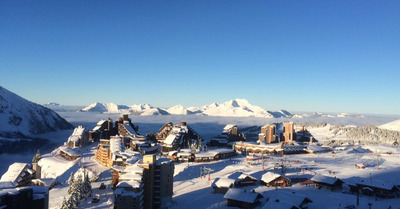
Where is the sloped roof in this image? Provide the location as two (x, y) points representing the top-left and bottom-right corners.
(110, 137), (124, 153)
(195, 151), (218, 158)
(264, 190), (312, 208)
(0, 181), (16, 189)
(238, 173), (257, 181)
(262, 172), (288, 183)
(224, 188), (261, 204)
(0, 163), (29, 183)
(59, 146), (81, 157)
(357, 180), (398, 191)
(223, 124), (236, 132)
(165, 134), (178, 145)
(311, 175), (342, 185)
(116, 181), (141, 189)
(213, 178), (236, 188)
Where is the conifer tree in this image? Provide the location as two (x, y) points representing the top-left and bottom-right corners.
(67, 172), (75, 194)
(32, 149), (42, 163)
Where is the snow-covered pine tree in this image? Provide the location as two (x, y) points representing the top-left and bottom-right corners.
(84, 171), (92, 196)
(75, 174), (86, 200)
(67, 172), (75, 195)
(60, 195), (75, 209)
(71, 192), (79, 208)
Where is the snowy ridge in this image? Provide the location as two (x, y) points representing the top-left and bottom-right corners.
(379, 119), (400, 132)
(167, 105), (194, 115)
(80, 99), (292, 118)
(0, 86), (74, 137)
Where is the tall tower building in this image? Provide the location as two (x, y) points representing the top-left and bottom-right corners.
(139, 155), (174, 209)
(283, 121), (295, 142)
(259, 123), (278, 144)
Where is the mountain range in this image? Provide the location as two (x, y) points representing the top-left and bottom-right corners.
(79, 99), (293, 118)
(0, 86), (74, 138)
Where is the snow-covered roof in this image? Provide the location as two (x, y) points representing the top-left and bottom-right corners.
(215, 148), (234, 154)
(238, 173), (257, 181)
(165, 134), (178, 145)
(31, 178), (55, 187)
(177, 152), (192, 157)
(213, 178), (235, 188)
(224, 188), (261, 203)
(72, 126), (86, 136)
(114, 187), (143, 197)
(0, 163), (29, 183)
(97, 119), (106, 126)
(116, 181), (141, 189)
(311, 175), (342, 185)
(223, 124), (236, 132)
(59, 146), (81, 157)
(180, 126), (189, 133)
(68, 136), (80, 143)
(261, 172), (285, 183)
(156, 158), (172, 165)
(168, 151), (178, 156)
(195, 151), (218, 158)
(110, 137), (124, 153)
(119, 173), (142, 182)
(122, 124), (137, 135)
(123, 165), (144, 175)
(357, 180), (398, 191)
(0, 181), (16, 189)
(264, 191), (312, 208)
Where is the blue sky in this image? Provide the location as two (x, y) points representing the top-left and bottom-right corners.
(0, 0), (399, 114)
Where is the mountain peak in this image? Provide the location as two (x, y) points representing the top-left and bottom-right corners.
(0, 86), (73, 136)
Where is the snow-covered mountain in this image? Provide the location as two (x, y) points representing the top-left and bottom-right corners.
(379, 119), (400, 132)
(80, 99), (289, 118)
(80, 102), (130, 114)
(167, 105), (194, 115)
(0, 86), (74, 137)
(188, 99), (276, 118)
(80, 102), (169, 115)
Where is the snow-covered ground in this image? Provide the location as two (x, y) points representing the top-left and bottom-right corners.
(172, 146), (400, 209)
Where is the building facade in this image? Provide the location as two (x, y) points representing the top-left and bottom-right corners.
(258, 123), (278, 144)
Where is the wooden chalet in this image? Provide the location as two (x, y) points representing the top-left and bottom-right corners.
(212, 178), (236, 194)
(59, 146), (81, 161)
(224, 188), (263, 208)
(311, 175), (343, 191)
(261, 172), (291, 187)
(349, 179), (400, 198)
(194, 151), (218, 163)
(67, 125), (89, 148)
(0, 163), (35, 187)
(235, 173), (258, 187)
(215, 148), (236, 159)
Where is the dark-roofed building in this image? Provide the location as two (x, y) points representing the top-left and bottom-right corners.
(0, 186), (49, 209)
(346, 178), (400, 198)
(311, 175), (343, 191)
(224, 188), (262, 208)
(212, 178), (236, 194)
